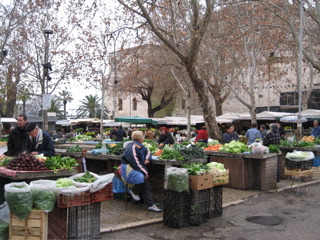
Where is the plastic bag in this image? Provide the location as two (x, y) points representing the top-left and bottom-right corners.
(112, 176), (127, 193)
(252, 145), (269, 155)
(165, 167), (189, 193)
(30, 180), (56, 213)
(4, 182), (33, 220)
(69, 171), (100, 188)
(0, 202), (10, 224)
(90, 173), (114, 193)
(286, 151), (314, 161)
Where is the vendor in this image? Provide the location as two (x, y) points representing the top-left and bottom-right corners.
(222, 124), (239, 143)
(311, 120), (320, 137)
(157, 127), (174, 148)
(25, 122), (55, 157)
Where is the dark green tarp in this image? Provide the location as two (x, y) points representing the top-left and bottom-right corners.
(115, 117), (158, 125)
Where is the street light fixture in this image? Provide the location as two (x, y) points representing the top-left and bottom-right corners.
(42, 26), (53, 131)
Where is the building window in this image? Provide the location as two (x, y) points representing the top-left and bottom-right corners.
(280, 92), (298, 106)
(182, 99), (186, 110)
(118, 98), (123, 111)
(132, 98), (137, 111)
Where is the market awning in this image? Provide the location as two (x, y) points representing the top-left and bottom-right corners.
(115, 117), (158, 125)
(0, 118), (17, 123)
(56, 120), (70, 126)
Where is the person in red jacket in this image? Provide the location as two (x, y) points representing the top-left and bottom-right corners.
(195, 125), (209, 143)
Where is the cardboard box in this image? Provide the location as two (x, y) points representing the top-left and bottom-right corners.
(10, 210), (48, 240)
(189, 174), (213, 190)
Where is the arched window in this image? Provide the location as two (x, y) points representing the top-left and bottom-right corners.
(182, 99), (186, 110)
(118, 98), (123, 111)
(132, 98), (137, 111)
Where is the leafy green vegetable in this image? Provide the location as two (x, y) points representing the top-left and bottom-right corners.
(159, 145), (184, 161)
(219, 141), (247, 153)
(44, 155), (78, 173)
(1, 157), (13, 166)
(31, 189), (56, 212)
(142, 140), (158, 154)
(109, 140), (128, 155)
(166, 169), (189, 192)
(74, 171), (97, 183)
(56, 178), (74, 188)
(179, 145), (207, 161)
(0, 222), (9, 240)
(75, 134), (93, 141)
(66, 144), (83, 152)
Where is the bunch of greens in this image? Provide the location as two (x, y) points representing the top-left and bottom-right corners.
(56, 178), (74, 188)
(159, 144), (184, 161)
(314, 137), (320, 145)
(219, 141), (247, 153)
(268, 144), (281, 154)
(66, 144), (83, 152)
(74, 171), (97, 183)
(182, 162), (209, 176)
(0, 157), (12, 167)
(31, 189), (56, 212)
(179, 145), (207, 161)
(194, 142), (208, 148)
(297, 141), (314, 148)
(44, 155), (78, 173)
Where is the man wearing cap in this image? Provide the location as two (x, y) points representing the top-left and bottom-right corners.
(25, 122), (55, 157)
(5, 114), (28, 156)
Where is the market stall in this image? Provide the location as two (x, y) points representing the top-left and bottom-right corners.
(205, 151), (278, 190)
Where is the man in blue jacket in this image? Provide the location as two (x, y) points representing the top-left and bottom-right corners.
(121, 131), (161, 213)
(25, 122), (55, 157)
(311, 120), (320, 137)
(246, 123), (262, 145)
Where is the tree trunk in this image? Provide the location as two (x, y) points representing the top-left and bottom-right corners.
(186, 64), (221, 140)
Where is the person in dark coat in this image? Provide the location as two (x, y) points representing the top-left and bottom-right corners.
(5, 114), (28, 156)
(25, 122), (55, 157)
(157, 127), (174, 148)
(115, 125), (127, 141)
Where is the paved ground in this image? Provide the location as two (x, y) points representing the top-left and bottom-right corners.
(100, 173), (320, 240)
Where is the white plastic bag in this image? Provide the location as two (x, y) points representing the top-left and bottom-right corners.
(90, 173), (114, 193)
(4, 182), (32, 220)
(30, 180), (56, 213)
(286, 151), (314, 161)
(69, 171), (100, 188)
(165, 167), (189, 192)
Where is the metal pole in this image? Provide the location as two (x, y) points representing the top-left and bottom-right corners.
(297, 0), (303, 139)
(267, 59), (270, 111)
(43, 33), (49, 131)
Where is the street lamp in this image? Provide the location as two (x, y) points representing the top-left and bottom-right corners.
(42, 26), (53, 131)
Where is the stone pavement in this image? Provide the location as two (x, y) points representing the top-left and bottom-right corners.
(99, 170), (320, 238)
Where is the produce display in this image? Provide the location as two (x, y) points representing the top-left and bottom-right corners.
(56, 178), (74, 188)
(280, 139), (317, 148)
(5, 153), (47, 171)
(66, 144), (83, 152)
(30, 180), (56, 212)
(73, 134), (93, 142)
(142, 140), (158, 154)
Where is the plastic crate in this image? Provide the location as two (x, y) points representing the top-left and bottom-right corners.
(48, 207), (67, 240)
(212, 170), (229, 187)
(189, 189), (210, 226)
(10, 210), (48, 240)
(57, 189), (91, 208)
(285, 158), (313, 169)
(91, 183), (113, 203)
(68, 202), (101, 240)
(163, 189), (190, 229)
(207, 185), (223, 218)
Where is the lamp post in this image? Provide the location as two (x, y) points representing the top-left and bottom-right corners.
(267, 52), (274, 112)
(42, 26), (53, 131)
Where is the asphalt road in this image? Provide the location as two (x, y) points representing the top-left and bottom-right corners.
(101, 182), (320, 240)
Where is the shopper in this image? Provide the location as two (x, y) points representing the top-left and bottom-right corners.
(263, 123), (280, 146)
(246, 123), (261, 145)
(195, 125), (209, 143)
(121, 131), (161, 213)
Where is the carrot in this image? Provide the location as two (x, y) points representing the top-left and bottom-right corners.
(154, 150), (163, 156)
(204, 144), (223, 151)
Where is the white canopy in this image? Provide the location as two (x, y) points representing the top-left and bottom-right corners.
(256, 111), (293, 120)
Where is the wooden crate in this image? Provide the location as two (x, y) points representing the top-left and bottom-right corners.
(10, 210), (48, 240)
(284, 168), (313, 178)
(212, 170), (229, 187)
